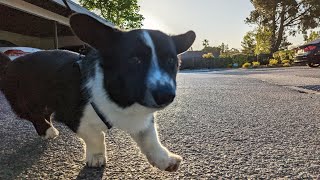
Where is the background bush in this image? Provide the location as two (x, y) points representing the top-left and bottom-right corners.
(252, 61), (260, 68)
(281, 60), (290, 64)
(257, 53), (272, 65)
(180, 57), (233, 69)
(283, 63), (291, 67)
(269, 59), (279, 66)
(180, 53), (257, 70)
(231, 54), (248, 67)
(180, 49), (296, 70)
(202, 53), (214, 58)
(242, 62), (251, 68)
(273, 50), (295, 62)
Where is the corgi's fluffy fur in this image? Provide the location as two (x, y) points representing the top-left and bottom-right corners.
(0, 13), (196, 171)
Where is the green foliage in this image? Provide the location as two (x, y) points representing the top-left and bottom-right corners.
(202, 46), (221, 57)
(202, 53), (214, 59)
(227, 64), (233, 68)
(273, 51), (281, 61)
(283, 63), (291, 67)
(252, 61), (260, 68)
(79, 0), (144, 29)
(202, 39), (209, 48)
(242, 62), (251, 68)
(304, 31), (320, 42)
(281, 60), (290, 64)
(269, 59), (278, 66)
(231, 54), (250, 66)
(219, 43), (229, 54)
(246, 0), (320, 53)
(241, 31), (256, 55)
(220, 48), (240, 58)
(255, 27), (272, 55)
(202, 41), (240, 58)
(273, 50), (295, 61)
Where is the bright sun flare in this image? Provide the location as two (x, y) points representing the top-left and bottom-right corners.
(141, 12), (173, 33)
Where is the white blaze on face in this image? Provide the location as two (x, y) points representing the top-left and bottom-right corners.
(141, 31), (175, 90)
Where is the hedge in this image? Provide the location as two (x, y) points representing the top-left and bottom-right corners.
(180, 57), (233, 70)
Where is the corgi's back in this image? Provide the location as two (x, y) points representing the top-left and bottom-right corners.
(1, 50), (84, 135)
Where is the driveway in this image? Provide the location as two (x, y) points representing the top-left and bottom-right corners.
(1, 66), (320, 179)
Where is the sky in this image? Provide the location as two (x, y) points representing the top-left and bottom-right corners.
(72, 0), (305, 50)
(139, 0), (256, 50)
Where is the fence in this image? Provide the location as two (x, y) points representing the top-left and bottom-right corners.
(180, 57), (233, 70)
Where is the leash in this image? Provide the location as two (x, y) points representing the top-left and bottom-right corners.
(76, 48), (113, 130)
(90, 101), (112, 129)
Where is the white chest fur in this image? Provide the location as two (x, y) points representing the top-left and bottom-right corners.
(84, 63), (156, 134)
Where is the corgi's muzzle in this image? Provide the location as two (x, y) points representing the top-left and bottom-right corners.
(143, 84), (176, 108)
(151, 84), (176, 107)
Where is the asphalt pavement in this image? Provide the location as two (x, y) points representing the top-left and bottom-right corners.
(1, 66), (320, 179)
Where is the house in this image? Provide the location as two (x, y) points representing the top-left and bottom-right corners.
(178, 51), (207, 69)
(179, 51), (205, 61)
(0, 0), (114, 49)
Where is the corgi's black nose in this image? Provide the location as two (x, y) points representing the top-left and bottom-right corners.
(152, 86), (175, 107)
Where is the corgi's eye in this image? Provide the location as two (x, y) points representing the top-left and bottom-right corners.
(130, 57), (141, 64)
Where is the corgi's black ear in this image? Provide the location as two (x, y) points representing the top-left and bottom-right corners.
(69, 13), (121, 49)
(172, 31), (196, 54)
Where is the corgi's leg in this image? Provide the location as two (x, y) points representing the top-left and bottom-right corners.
(130, 116), (182, 172)
(76, 104), (107, 167)
(77, 129), (106, 167)
(30, 115), (59, 139)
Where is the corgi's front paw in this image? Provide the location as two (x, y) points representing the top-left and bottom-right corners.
(164, 153), (182, 172)
(86, 153), (106, 167)
(44, 126), (59, 139)
(148, 150), (182, 172)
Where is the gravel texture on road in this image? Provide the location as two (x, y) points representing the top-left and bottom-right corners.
(1, 67), (320, 179)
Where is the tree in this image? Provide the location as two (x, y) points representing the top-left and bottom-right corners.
(220, 47), (240, 58)
(202, 39), (209, 48)
(241, 31), (256, 55)
(255, 27), (272, 55)
(218, 43), (229, 54)
(304, 31), (320, 42)
(229, 48), (240, 54)
(79, 0), (144, 29)
(202, 46), (221, 58)
(246, 0), (320, 53)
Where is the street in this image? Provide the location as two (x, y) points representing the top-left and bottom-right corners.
(1, 66), (320, 179)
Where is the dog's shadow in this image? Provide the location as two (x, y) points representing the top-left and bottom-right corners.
(0, 137), (48, 179)
(76, 166), (105, 180)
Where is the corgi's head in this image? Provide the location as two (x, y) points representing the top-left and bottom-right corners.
(70, 14), (196, 109)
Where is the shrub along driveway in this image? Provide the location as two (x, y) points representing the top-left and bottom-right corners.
(0, 66), (320, 179)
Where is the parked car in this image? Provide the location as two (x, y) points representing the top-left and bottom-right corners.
(0, 40), (41, 60)
(59, 45), (90, 55)
(0, 40), (17, 47)
(294, 39), (320, 67)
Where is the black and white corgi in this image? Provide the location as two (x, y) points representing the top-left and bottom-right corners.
(0, 13), (196, 171)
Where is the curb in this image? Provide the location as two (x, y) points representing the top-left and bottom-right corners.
(286, 86), (320, 95)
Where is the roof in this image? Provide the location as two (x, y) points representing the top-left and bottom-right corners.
(0, 0), (114, 37)
(0, 4), (72, 37)
(298, 38), (320, 48)
(180, 51), (205, 60)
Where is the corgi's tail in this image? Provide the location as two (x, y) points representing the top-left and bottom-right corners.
(0, 52), (10, 90)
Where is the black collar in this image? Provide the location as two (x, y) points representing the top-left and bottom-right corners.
(76, 53), (113, 129)
(90, 102), (112, 129)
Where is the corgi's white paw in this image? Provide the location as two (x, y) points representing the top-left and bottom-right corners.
(86, 153), (106, 167)
(148, 150), (182, 172)
(44, 126), (59, 139)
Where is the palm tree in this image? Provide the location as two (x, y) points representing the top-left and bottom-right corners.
(202, 39), (209, 48)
